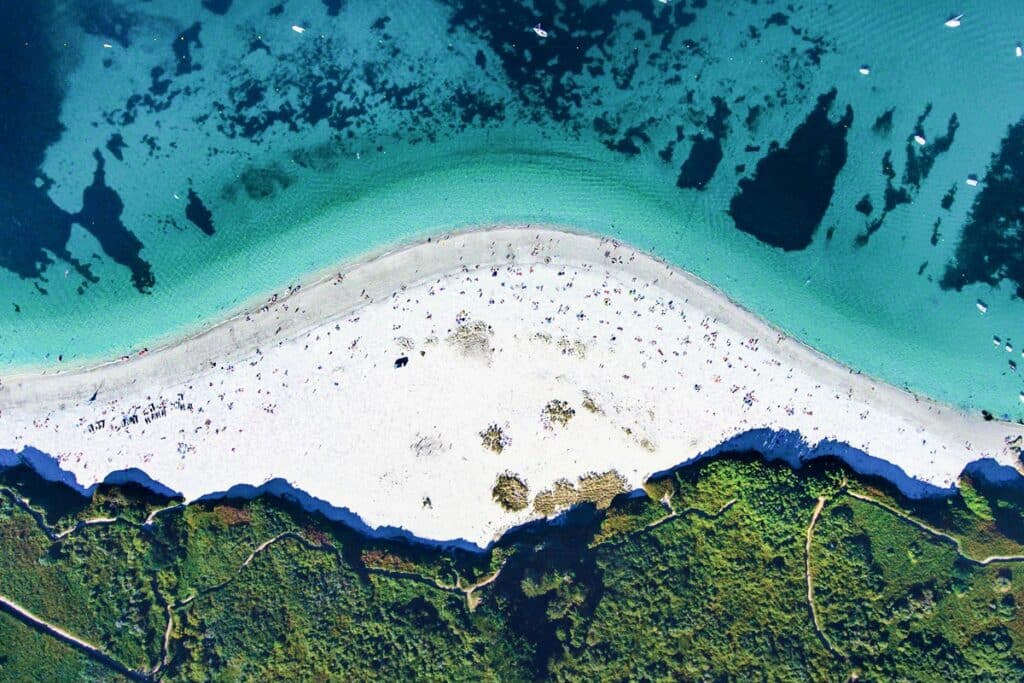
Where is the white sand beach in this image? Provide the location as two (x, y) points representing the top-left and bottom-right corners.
(1, 226), (1021, 546)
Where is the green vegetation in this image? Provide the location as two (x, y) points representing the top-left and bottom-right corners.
(0, 613), (128, 682)
(0, 454), (1022, 681)
(959, 475), (997, 521)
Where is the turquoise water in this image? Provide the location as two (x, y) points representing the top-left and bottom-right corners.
(2, 0), (1024, 419)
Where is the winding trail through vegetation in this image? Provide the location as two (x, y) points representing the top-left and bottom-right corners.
(172, 531), (326, 605)
(0, 485), (146, 541)
(0, 593), (151, 682)
(172, 529), (502, 616)
(144, 503), (185, 526)
(179, 494), (744, 626)
(53, 516), (119, 539)
(256, 532), (509, 611)
(594, 497), (739, 549)
(845, 491), (1024, 565)
(437, 562), (507, 612)
(4, 475), (1023, 680)
(0, 485), (174, 678)
(805, 496), (844, 659)
(646, 498), (738, 533)
(151, 578), (175, 677)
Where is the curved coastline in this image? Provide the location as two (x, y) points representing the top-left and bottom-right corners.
(1, 226), (1022, 546)
(0, 222), (1018, 422)
(3, 223), (614, 382)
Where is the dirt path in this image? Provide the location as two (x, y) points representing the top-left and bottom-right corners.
(53, 517), (119, 539)
(0, 485), (141, 542)
(172, 529), (497, 610)
(0, 593), (150, 682)
(846, 491), (1024, 565)
(144, 503), (185, 527)
(0, 486), (177, 677)
(234, 530), (507, 611)
(594, 497), (739, 549)
(445, 562), (507, 612)
(149, 576), (175, 677)
(805, 496), (843, 658)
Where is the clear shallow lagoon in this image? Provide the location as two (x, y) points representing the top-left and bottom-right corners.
(2, 0), (1024, 418)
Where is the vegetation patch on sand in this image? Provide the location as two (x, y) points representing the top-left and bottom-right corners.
(581, 391), (602, 414)
(410, 433), (449, 458)
(528, 332), (586, 358)
(446, 319), (493, 361)
(492, 473), (530, 512)
(541, 399), (576, 429)
(621, 425), (657, 452)
(480, 423), (511, 454)
(533, 471), (628, 516)
(556, 336), (587, 358)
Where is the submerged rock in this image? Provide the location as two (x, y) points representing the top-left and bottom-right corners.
(728, 89), (854, 251)
(185, 188), (215, 236)
(942, 116), (1024, 298)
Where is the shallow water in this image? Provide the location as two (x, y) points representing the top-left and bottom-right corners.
(1, 0), (1023, 418)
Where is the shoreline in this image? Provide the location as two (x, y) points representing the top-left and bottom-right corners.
(1, 223), (599, 400)
(0, 223), (504, 379)
(2, 225), (1022, 545)
(0, 222), (1010, 422)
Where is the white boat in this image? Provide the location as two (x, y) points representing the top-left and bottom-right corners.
(944, 14), (962, 28)
(102, 43), (113, 49)
(858, 65), (871, 76)
(291, 25), (306, 34)
(993, 336), (1002, 346)
(976, 300), (988, 313)
(1019, 391), (1024, 403)
(1007, 342), (1014, 353)
(966, 174), (979, 186)
(1016, 43), (1022, 57)
(532, 23), (548, 38)
(913, 134), (927, 146)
